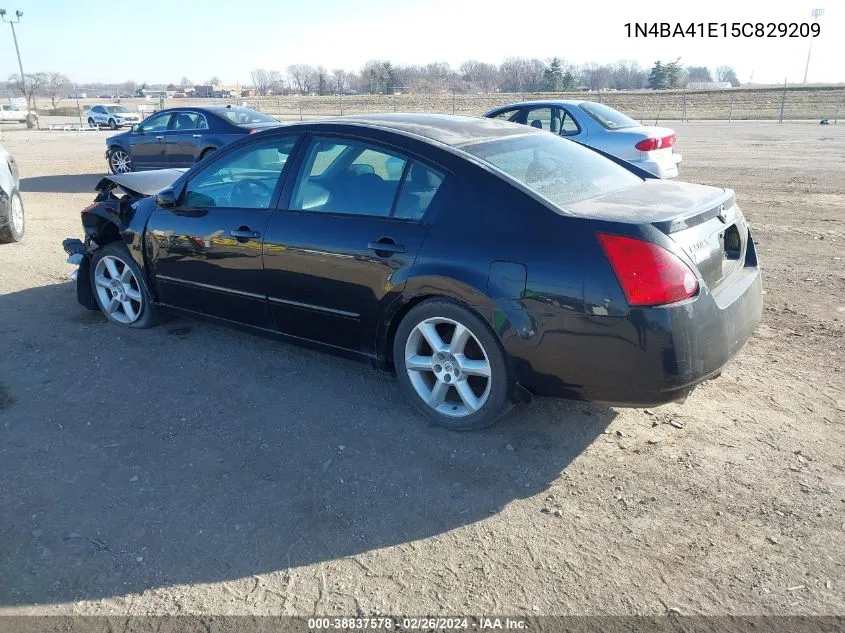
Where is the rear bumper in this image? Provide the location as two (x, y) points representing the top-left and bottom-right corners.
(632, 152), (682, 179)
(509, 235), (763, 406)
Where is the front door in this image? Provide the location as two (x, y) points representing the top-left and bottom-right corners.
(146, 136), (300, 328)
(263, 136), (446, 356)
(129, 111), (172, 169)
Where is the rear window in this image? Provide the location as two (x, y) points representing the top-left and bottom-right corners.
(578, 102), (639, 130)
(219, 107), (277, 125)
(463, 133), (642, 207)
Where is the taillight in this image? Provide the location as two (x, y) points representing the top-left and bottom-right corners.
(635, 134), (676, 152)
(597, 233), (698, 307)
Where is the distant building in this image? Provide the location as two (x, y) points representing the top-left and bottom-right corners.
(687, 81), (732, 90)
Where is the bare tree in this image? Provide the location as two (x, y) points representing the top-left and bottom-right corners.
(610, 61), (645, 90)
(287, 64), (317, 94)
(714, 65), (740, 87)
(8, 72), (46, 105)
(180, 76), (192, 88)
(331, 69), (350, 93)
(423, 62), (452, 92)
(581, 63), (613, 91)
(206, 76), (221, 86)
(460, 60), (499, 93)
(43, 72), (71, 109)
(251, 68), (283, 95)
(121, 79), (138, 96)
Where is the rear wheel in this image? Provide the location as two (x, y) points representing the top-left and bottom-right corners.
(109, 147), (132, 174)
(393, 299), (513, 430)
(89, 242), (159, 328)
(87, 117), (96, 129)
(197, 147), (216, 163)
(0, 190), (24, 243)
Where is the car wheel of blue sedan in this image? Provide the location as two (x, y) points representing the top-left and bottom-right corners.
(394, 299), (513, 430)
(108, 148), (132, 174)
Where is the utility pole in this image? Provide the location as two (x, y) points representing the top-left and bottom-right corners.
(0, 9), (35, 129)
(804, 9), (825, 84)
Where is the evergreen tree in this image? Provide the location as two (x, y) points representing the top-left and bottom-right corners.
(647, 61), (665, 89)
(543, 58), (564, 91)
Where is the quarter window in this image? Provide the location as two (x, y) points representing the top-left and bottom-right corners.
(557, 109), (579, 135)
(491, 108), (520, 122)
(290, 138), (444, 220)
(182, 138), (297, 209)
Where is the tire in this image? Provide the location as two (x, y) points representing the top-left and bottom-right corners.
(393, 299), (513, 430)
(0, 190), (24, 243)
(197, 147), (216, 163)
(108, 118), (118, 130)
(108, 147), (132, 174)
(87, 117), (96, 129)
(89, 241), (160, 328)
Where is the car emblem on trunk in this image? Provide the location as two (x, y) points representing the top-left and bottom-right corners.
(717, 204), (729, 223)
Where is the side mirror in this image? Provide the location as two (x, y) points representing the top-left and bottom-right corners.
(155, 187), (176, 208)
(131, 123), (140, 132)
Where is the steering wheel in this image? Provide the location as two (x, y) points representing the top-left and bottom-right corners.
(230, 179), (273, 207)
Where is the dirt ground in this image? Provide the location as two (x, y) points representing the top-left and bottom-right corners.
(0, 121), (842, 617)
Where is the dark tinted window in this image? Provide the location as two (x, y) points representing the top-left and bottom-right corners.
(464, 133), (641, 207)
(183, 138), (297, 209)
(171, 112), (208, 130)
(291, 138), (443, 220)
(578, 102), (639, 130)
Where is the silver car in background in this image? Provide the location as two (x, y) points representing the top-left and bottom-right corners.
(0, 142), (24, 243)
(484, 100), (682, 179)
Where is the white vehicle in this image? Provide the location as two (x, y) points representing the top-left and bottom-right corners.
(86, 104), (142, 130)
(0, 143), (24, 243)
(0, 103), (37, 124)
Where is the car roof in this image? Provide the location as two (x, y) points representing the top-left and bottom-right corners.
(290, 113), (542, 148)
(490, 99), (589, 109)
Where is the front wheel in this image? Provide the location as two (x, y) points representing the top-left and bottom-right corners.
(0, 190), (25, 243)
(108, 147), (132, 174)
(90, 242), (159, 328)
(393, 299), (513, 430)
(108, 118), (118, 130)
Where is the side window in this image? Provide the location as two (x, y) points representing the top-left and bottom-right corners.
(394, 163), (445, 220)
(139, 113), (171, 133)
(182, 138), (297, 209)
(526, 107), (553, 131)
(290, 138), (443, 220)
(1, 105), (9, 111)
(491, 108), (520, 122)
(171, 112), (207, 131)
(557, 108), (579, 136)
(291, 139), (406, 217)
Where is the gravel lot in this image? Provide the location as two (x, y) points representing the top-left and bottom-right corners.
(0, 121), (843, 616)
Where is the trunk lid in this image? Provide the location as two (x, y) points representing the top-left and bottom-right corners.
(566, 180), (748, 289)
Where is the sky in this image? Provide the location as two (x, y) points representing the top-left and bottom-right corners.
(0, 0), (841, 86)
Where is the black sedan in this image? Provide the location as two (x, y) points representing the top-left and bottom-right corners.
(104, 105), (280, 174)
(64, 114), (762, 430)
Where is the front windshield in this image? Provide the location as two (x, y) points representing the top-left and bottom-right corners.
(106, 105), (131, 114)
(463, 133), (642, 208)
(578, 102), (639, 130)
(220, 107), (277, 125)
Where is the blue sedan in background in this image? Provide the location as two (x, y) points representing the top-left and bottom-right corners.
(105, 105), (280, 174)
(484, 100), (683, 179)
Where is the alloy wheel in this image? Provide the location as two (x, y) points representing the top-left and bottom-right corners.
(110, 150), (131, 173)
(10, 194), (23, 235)
(93, 255), (143, 324)
(404, 316), (492, 418)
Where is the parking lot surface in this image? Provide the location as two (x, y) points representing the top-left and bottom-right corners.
(0, 122), (843, 615)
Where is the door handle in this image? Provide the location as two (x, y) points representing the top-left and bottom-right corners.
(155, 135), (164, 141)
(367, 238), (407, 256)
(192, 134), (202, 138)
(231, 227), (260, 242)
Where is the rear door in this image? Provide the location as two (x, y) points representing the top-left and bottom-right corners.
(146, 135), (300, 328)
(262, 135), (447, 356)
(129, 112), (172, 169)
(165, 111), (209, 167)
